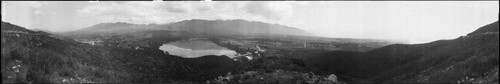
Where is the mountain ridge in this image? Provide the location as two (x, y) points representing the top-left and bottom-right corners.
(305, 21), (499, 83)
(65, 19), (314, 37)
(468, 21), (499, 36)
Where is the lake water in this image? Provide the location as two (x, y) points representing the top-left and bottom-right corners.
(159, 39), (238, 58)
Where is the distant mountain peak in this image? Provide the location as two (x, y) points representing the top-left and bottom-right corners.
(92, 22), (135, 27)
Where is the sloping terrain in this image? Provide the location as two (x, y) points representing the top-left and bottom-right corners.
(1, 22), (241, 83)
(6, 18), (490, 83)
(2, 21), (342, 83)
(2, 22), (135, 83)
(306, 21), (499, 83)
(468, 21), (499, 35)
(59, 19), (395, 60)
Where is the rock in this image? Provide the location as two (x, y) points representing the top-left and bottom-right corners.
(327, 74), (338, 82)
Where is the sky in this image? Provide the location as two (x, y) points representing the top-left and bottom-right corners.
(2, 1), (499, 44)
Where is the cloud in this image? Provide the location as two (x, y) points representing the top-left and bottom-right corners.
(2, 1), (48, 9)
(77, 1), (304, 24)
(195, 2), (215, 12)
(158, 2), (216, 13)
(34, 10), (44, 15)
(243, 2), (294, 21)
(79, 2), (219, 24)
(20, 1), (46, 8)
(158, 2), (191, 13)
(2, 1), (47, 15)
(80, 2), (170, 24)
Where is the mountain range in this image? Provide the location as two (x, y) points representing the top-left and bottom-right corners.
(2, 19), (498, 83)
(66, 19), (313, 37)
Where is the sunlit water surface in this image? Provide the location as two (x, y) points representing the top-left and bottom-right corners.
(159, 40), (237, 58)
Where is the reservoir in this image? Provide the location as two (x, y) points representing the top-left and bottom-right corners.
(159, 39), (238, 58)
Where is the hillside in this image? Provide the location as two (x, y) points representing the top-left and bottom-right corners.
(306, 21), (499, 83)
(1, 21), (241, 83)
(6, 18), (492, 83)
(468, 21), (499, 35)
(2, 21), (342, 83)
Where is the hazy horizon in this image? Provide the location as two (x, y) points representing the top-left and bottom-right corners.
(2, 1), (498, 44)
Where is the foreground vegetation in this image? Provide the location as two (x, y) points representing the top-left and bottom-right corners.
(2, 20), (498, 83)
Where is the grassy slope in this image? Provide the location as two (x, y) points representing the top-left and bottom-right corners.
(2, 21), (336, 83)
(305, 21), (499, 83)
(1, 22), (241, 83)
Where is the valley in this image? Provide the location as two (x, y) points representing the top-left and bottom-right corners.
(2, 19), (498, 83)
